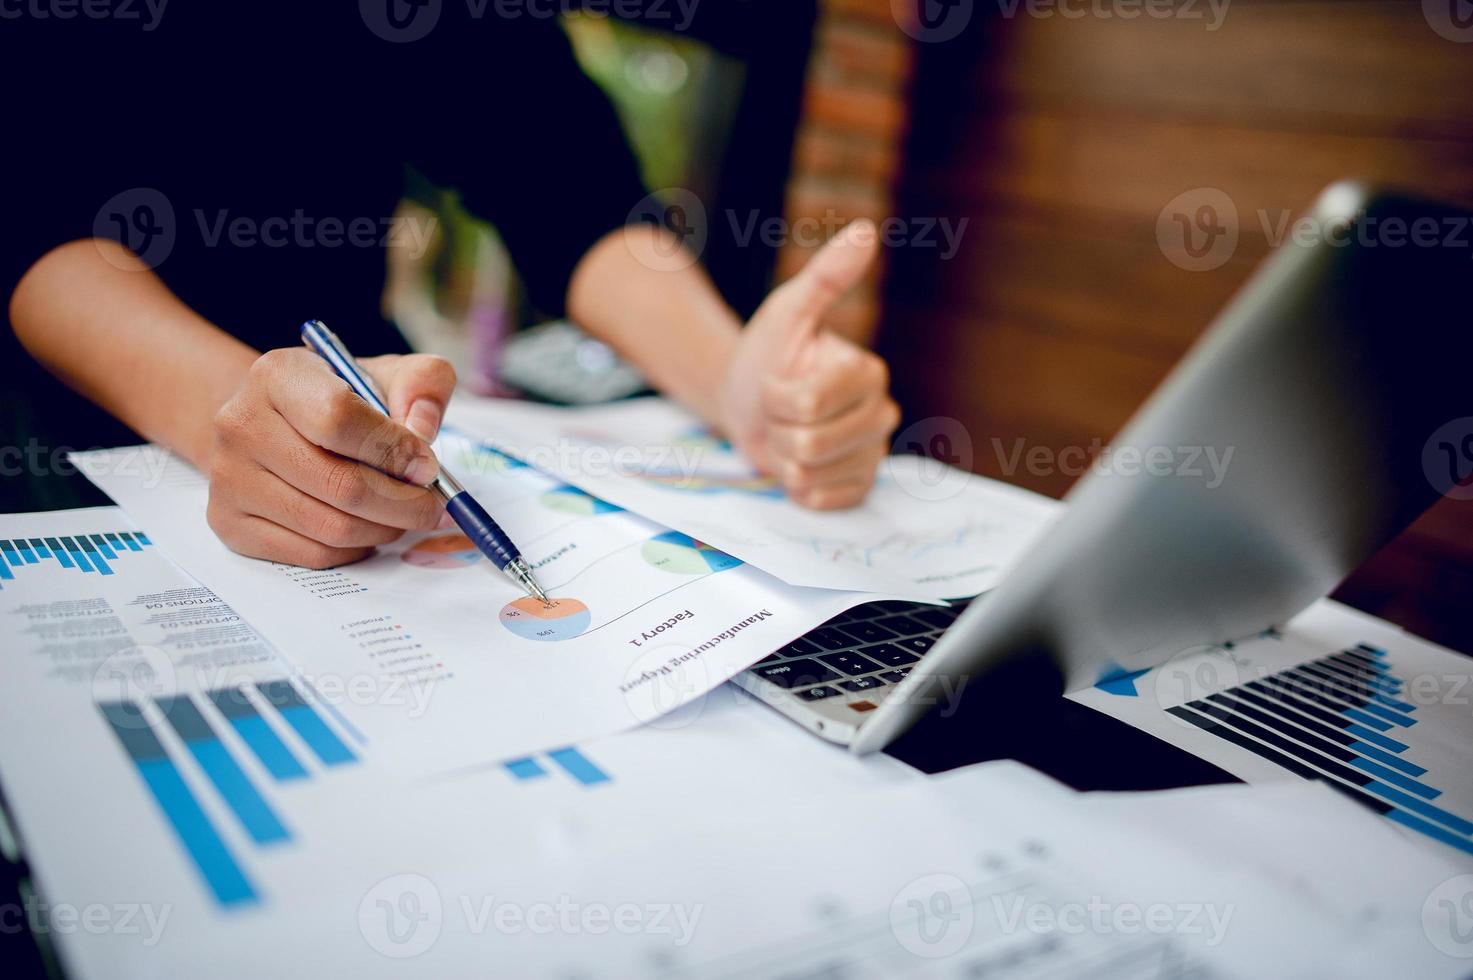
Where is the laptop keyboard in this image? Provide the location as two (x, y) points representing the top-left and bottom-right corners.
(743, 599), (972, 705)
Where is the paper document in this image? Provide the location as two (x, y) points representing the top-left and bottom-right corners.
(449, 395), (1061, 598)
(1, 509), (1465, 978)
(929, 768), (1472, 978)
(1070, 599), (1473, 861)
(72, 438), (900, 771)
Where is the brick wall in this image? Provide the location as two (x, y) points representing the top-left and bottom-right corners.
(780, 0), (916, 343)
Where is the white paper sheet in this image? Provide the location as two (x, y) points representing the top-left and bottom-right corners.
(2, 508), (1466, 979)
(1068, 599), (1473, 862)
(448, 396), (1061, 598)
(71, 437), (904, 772)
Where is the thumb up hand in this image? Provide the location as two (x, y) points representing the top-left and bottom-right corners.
(719, 220), (900, 509)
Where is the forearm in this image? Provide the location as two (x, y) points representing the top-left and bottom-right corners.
(566, 224), (741, 426)
(9, 239), (258, 468)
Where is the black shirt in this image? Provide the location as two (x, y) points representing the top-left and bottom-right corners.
(2, 3), (647, 507)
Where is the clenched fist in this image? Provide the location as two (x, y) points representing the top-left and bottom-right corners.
(206, 348), (457, 568)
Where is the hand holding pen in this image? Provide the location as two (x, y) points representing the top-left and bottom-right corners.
(203, 321), (550, 603)
(300, 320), (549, 602)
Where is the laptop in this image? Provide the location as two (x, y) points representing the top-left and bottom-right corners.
(731, 182), (1473, 753)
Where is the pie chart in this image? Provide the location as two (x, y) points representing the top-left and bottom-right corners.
(641, 531), (744, 575)
(539, 485), (624, 516)
(499, 596), (592, 641)
(402, 533), (481, 569)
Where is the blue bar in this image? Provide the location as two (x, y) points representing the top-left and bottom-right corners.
(1357, 701), (1416, 727)
(45, 538), (72, 568)
(135, 531), (152, 545)
(0, 562), (12, 582)
(158, 697), (290, 845)
(1343, 707), (1392, 732)
(233, 716), (309, 781)
(1362, 781), (1473, 835)
(1298, 662), (1399, 697)
(208, 689), (308, 781)
(1370, 692), (1416, 713)
(1315, 661), (1401, 693)
(1319, 666), (1396, 695)
(504, 757), (549, 781)
(1348, 758), (1439, 799)
(0, 541), (20, 567)
(105, 533), (126, 555)
(117, 532), (142, 552)
(301, 678), (368, 746)
(1386, 809), (1473, 857)
(29, 539), (50, 558)
(91, 534), (118, 560)
(258, 681), (356, 766)
(60, 537), (93, 573)
(1346, 724), (1408, 753)
(547, 747), (612, 786)
(135, 760), (260, 906)
(100, 702), (258, 907)
(1335, 651), (1387, 673)
(189, 740), (291, 844)
(1349, 741), (1427, 777)
(77, 536), (111, 575)
(1356, 643), (1388, 658)
(278, 707), (356, 765)
(15, 541), (37, 564)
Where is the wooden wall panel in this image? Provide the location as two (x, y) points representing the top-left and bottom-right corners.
(982, 2), (1473, 138)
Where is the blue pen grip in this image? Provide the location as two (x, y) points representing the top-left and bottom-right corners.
(444, 492), (517, 571)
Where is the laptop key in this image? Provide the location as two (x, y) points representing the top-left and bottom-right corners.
(836, 620), (898, 644)
(873, 615), (931, 637)
(899, 635), (937, 654)
(819, 651), (883, 676)
(798, 685), (842, 701)
(864, 643), (920, 667)
(777, 637), (820, 659)
(756, 653), (781, 665)
(880, 669), (912, 683)
(915, 607), (960, 630)
(841, 675), (886, 692)
(752, 659), (842, 689)
(807, 627), (854, 651)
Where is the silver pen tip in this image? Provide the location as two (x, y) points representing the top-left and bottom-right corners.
(506, 559), (552, 606)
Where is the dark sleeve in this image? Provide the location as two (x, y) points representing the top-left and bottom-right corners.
(406, 20), (650, 317)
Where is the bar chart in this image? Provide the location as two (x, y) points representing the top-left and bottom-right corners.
(100, 698), (260, 907)
(208, 688), (309, 781)
(1165, 643), (1473, 856)
(256, 680), (358, 766)
(157, 695), (292, 846)
(502, 746), (612, 787)
(0, 531), (151, 586)
(99, 679), (360, 908)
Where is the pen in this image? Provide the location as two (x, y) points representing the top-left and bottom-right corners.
(300, 319), (551, 604)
